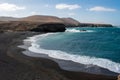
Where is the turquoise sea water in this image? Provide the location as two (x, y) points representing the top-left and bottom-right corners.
(28, 27), (120, 73)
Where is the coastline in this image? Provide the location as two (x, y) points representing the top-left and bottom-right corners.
(21, 32), (119, 76)
(0, 31), (118, 80)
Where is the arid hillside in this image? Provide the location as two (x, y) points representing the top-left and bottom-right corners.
(61, 18), (80, 27)
(0, 15), (113, 32)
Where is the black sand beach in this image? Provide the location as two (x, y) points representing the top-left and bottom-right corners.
(0, 31), (118, 80)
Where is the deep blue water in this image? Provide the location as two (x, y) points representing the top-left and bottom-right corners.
(29, 27), (120, 73)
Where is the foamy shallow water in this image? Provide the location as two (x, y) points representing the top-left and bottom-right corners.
(23, 27), (120, 74)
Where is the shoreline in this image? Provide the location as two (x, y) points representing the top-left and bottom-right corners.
(0, 31), (118, 80)
(21, 32), (119, 76)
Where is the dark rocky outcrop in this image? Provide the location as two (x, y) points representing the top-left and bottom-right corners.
(79, 23), (113, 27)
(0, 21), (66, 32)
(30, 23), (66, 32)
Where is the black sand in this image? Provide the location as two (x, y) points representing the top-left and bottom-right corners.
(0, 32), (118, 80)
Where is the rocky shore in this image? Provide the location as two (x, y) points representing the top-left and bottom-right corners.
(78, 23), (113, 27)
(0, 15), (113, 33)
(0, 21), (66, 32)
(0, 32), (117, 80)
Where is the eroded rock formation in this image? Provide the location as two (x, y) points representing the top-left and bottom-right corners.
(30, 23), (66, 32)
(0, 21), (66, 32)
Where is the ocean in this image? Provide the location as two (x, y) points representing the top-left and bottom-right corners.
(26, 27), (120, 74)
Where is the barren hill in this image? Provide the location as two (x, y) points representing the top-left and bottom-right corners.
(0, 17), (18, 21)
(0, 15), (113, 33)
(0, 15), (80, 26)
(19, 15), (63, 23)
(61, 18), (80, 27)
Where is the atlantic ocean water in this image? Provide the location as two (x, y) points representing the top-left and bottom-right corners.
(27, 27), (120, 74)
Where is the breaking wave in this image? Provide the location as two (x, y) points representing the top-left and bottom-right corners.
(66, 28), (94, 33)
(25, 33), (120, 73)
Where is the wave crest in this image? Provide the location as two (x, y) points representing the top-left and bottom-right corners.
(28, 43), (120, 73)
(66, 28), (94, 33)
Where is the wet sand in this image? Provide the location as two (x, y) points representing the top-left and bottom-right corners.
(0, 31), (118, 80)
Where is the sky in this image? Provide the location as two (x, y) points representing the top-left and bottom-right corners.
(0, 0), (120, 25)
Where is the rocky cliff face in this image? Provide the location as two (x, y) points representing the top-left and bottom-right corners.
(0, 21), (66, 32)
(30, 23), (66, 32)
(0, 15), (113, 32)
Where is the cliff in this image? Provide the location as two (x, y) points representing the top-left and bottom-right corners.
(79, 23), (113, 27)
(0, 15), (113, 32)
(30, 23), (66, 32)
(0, 21), (66, 32)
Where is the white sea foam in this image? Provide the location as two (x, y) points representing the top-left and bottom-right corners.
(24, 33), (54, 42)
(66, 29), (80, 32)
(66, 28), (94, 33)
(25, 33), (120, 73)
